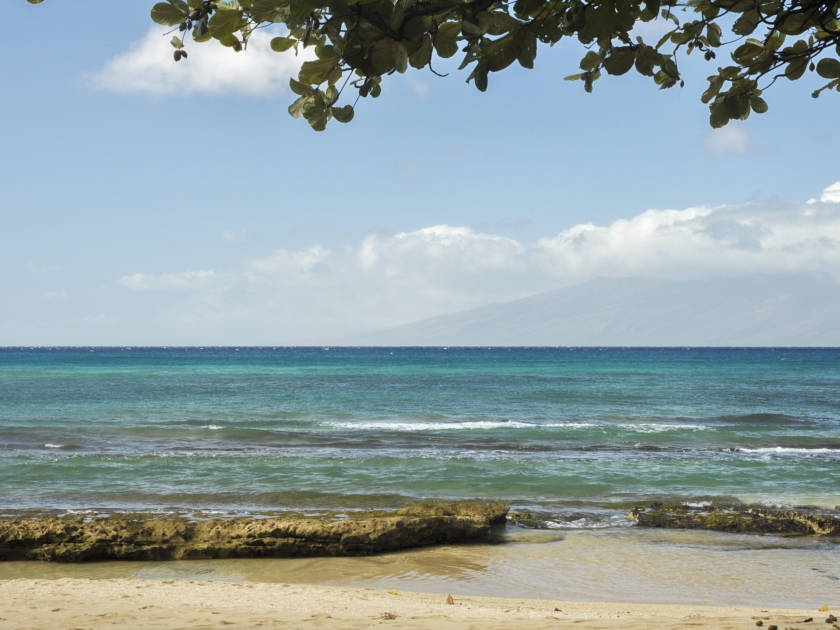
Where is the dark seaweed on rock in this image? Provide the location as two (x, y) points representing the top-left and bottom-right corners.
(629, 502), (840, 536)
(0, 501), (508, 563)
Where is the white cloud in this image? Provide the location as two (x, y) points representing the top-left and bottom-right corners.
(120, 270), (215, 291)
(810, 181), (840, 204)
(92, 27), (303, 96)
(109, 185), (840, 342)
(703, 124), (751, 155)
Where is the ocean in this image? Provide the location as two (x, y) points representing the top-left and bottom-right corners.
(1, 346), (839, 515)
(2, 346), (838, 606)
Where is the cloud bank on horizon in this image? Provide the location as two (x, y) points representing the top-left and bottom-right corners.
(103, 181), (840, 343)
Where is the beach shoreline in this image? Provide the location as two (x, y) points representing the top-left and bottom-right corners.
(0, 578), (828, 630)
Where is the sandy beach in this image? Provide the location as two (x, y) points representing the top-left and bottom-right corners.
(0, 578), (825, 630)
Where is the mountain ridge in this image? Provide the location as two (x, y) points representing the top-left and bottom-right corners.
(335, 275), (840, 346)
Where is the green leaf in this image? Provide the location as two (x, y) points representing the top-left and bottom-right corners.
(727, 96), (751, 121)
(482, 31), (525, 72)
(330, 105), (355, 123)
(750, 96), (768, 113)
(327, 66), (343, 86)
(517, 30), (537, 69)
(27, 0), (46, 4)
(434, 23), (461, 59)
(706, 23), (721, 47)
(513, 0), (546, 16)
(289, 78), (310, 96)
(816, 58), (840, 79)
(644, 0), (661, 18)
(660, 8), (679, 25)
(660, 58), (679, 79)
(193, 22), (213, 42)
(785, 57), (808, 80)
(209, 10), (243, 39)
(634, 45), (659, 76)
(170, 36), (184, 50)
(709, 100), (729, 128)
(392, 41), (409, 74)
(252, 0), (290, 22)
(777, 12), (811, 35)
(732, 10), (760, 36)
(168, 0), (190, 13)
(219, 34), (241, 47)
(303, 102), (329, 131)
(298, 57), (340, 84)
(288, 95), (311, 118)
(150, 2), (187, 26)
(603, 47), (636, 76)
(467, 64), (489, 91)
(579, 50), (602, 71)
(271, 37), (297, 52)
(701, 75), (724, 103)
(434, 36), (459, 59)
(371, 39), (397, 74)
(390, 1), (406, 30)
(409, 35), (433, 69)
(564, 73), (585, 81)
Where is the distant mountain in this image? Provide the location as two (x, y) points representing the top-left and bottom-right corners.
(337, 275), (840, 346)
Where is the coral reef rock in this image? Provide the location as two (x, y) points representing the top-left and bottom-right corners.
(0, 502), (508, 562)
(629, 502), (840, 536)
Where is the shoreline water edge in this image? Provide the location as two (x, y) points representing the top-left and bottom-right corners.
(1, 500), (838, 563)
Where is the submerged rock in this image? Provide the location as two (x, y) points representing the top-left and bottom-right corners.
(0, 501), (508, 562)
(628, 502), (840, 536)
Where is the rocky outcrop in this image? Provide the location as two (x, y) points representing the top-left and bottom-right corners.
(629, 502), (840, 536)
(0, 502), (508, 563)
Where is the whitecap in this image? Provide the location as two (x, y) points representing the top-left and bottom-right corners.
(738, 447), (838, 454)
(202, 425), (224, 430)
(617, 423), (710, 433)
(44, 444), (64, 449)
(324, 421), (536, 431)
(322, 420), (607, 431)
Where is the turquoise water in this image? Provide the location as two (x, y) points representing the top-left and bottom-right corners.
(1, 347), (839, 520)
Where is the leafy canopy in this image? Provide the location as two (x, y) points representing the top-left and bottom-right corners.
(29, 0), (840, 130)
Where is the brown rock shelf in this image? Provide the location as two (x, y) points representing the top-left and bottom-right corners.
(628, 502), (840, 536)
(0, 502), (508, 562)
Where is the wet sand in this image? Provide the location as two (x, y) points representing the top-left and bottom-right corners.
(0, 577), (824, 630)
(3, 527), (837, 609)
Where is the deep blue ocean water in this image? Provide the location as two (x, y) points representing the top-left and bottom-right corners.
(1, 347), (838, 521)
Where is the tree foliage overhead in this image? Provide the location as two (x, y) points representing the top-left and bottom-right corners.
(30, 0), (840, 130)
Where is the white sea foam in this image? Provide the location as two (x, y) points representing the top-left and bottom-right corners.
(321, 421), (715, 432)
(542, 514), (631, 529)
(324, 421), (536, 431)
(738, 447), (839, 454)
(44, 444), (64, 448)
(323, 421), (601, 431)
(617, 423), (710, 433)
(202, 425), (224, 430)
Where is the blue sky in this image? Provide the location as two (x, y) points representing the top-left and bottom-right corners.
(1, 1), (839, 344)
